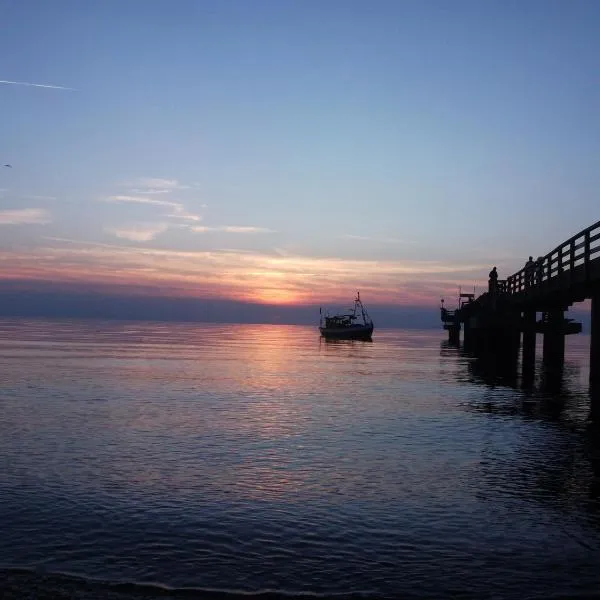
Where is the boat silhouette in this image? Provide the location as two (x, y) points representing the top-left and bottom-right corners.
(319, 291), (374, 340)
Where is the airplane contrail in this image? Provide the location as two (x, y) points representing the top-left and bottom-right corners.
(0, 79), (75, 91)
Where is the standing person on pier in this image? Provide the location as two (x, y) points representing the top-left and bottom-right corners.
(488, 266), (498, 293)
(489, 266), (498, 310)
(524, 256), (535, 287)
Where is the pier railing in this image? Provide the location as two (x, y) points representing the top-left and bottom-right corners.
(506, 219), (600, 294)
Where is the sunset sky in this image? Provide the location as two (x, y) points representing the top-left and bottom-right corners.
(1, 0), (598, 322)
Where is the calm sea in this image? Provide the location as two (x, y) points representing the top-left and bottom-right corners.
(1, 318), (599, 599)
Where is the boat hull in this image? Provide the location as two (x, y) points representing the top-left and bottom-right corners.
(319, 324), (374, 340)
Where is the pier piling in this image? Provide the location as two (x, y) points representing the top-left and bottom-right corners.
(542, 310), (566, 370)
(522, 310), (536, 378)
(591, 292), (600, 419)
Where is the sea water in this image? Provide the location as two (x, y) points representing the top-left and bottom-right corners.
(1, 318), (599, 599)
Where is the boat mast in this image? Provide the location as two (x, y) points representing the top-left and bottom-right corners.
(356, 290), (368, 324)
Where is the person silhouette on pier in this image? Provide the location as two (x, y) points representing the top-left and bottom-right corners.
(524, 256), (535, 288)
(488, 266), (498, 294)
(488, 266), (498, 310)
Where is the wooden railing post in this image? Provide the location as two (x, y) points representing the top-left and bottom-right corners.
(558, 248), (564, 275)
(585, 230), (591, 282)
(570, 239), (575, 283)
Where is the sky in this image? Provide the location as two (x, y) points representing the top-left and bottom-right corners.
(0, 0), (598, 324)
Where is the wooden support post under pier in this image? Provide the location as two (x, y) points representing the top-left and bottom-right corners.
(463, 314), (472, 349)
(591, 292), (600, 420)
(522, 310), (536, 386)
(448, 323), (460, 346)
(542, 309), (565, 369)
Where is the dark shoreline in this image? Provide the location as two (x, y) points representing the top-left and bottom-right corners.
(4, 568), (600, 600)
(0, 568), (380, 600)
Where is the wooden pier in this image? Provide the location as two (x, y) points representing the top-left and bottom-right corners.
(441, 219), (600, 416)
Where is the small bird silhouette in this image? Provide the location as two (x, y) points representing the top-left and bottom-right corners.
(3, 164), (12, 168)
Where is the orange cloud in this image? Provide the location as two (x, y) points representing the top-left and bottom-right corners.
(0, 238), (489, 307)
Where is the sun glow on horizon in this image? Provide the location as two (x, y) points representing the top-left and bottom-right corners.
(0, 238), (491, 308)
(249, 287), (304, 305)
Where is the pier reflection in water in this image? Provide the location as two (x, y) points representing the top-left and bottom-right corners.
(441, 333), (600, 513)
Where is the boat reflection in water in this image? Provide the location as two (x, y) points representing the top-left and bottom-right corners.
(319, 291), (374, 340)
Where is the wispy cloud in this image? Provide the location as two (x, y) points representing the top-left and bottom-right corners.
(339, 234), (416, 245)
(21, 195), (57, 201)
(0, 79), (75, 91)
(191, 225), (275, 234)
(106, 223), (170, 242)
(0, 208), (51, 225)
(223, 226), (274, 234)
(168, 210), (202, 222)
(125, 178), (190, 193)
(106, 195), (180, 209)
(105, 194), (203, 224)
(129, 188), (172, 195)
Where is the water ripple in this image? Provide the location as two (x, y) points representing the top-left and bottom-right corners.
(1, 319), (599, 599)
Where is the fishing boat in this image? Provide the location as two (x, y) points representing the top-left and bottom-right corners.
(319, 292), (374, 340)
